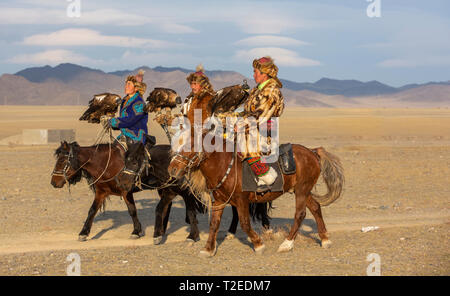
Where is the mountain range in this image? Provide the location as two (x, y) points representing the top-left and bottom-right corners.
(0, 63), (449, 107)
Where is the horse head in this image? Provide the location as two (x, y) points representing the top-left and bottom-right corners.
(116, 142), (146, 191)
(168, 144), (207, 180)
(51, 141), (82, 188)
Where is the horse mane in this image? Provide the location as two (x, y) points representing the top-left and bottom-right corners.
(185, 169), (212, 209)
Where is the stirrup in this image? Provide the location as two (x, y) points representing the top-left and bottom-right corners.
(255, 184), (270, 194)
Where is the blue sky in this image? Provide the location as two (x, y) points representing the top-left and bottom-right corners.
(0, 0), (449, 86)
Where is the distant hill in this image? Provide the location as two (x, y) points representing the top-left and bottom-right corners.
(15, 63), (105, 83)
(280, 77), (398, 97)
(0, 63), (448, 107)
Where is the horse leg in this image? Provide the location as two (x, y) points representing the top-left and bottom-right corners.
(278, 187), (308, 253)
(226, 206), (239, 240)
(258, 202), (271, 230)
(123, 192), (144, 239)
(163, 202), (173, 234)
(306, 194), (331, 248)
(154, 188), (175, 245)
(182, 193), (201, 244)
(237, 200), (265, 255)
(199, 203), (224, 257)
(78, 190), (106, 241)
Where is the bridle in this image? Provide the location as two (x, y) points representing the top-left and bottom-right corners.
(171, 147), (237, 210)
(120, 147), (151, 189)
(51, 147), (84, 184)
(171, 150), (205, 177)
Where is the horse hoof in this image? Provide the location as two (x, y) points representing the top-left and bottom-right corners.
(225, 232), (235, 240)
(277, 239), (294, 253)
(130, 230), (145, 239)
(153, 236), (163, 245)
(78, 235), (88, 242)
(186, 238), (195, 246)
(321, 239), (332, 249)
(254, 244), (266, 255)
(199, 247), (217, 257)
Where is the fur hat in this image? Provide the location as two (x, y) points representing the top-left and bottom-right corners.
(137, 69), (145, 76)
(252, 56), (282, 87)
(126, 75), (138, 86)
(186, 64), (214, 94)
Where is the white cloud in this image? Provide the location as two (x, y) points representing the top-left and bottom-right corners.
(7, 49), (95, 65)
(236, 15), (314, 35)
(160, 23), (199, 34)
(22, 28), (178, 48)
(235, 35), (310, 47)
(0, 7), (198, 33)
(120, 50), (199, 68)
(378, 56), (450, 68)
(234, 47), (321, 67)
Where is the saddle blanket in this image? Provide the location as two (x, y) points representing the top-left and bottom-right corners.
(241, 143), (296, 192)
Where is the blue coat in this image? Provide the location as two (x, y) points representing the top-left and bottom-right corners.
(110, 92), (148, 144)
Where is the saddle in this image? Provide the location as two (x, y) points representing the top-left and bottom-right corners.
(242, 143), (296, 192)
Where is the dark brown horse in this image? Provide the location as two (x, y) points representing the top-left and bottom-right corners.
(168, 135), (344, 256)
(51, 141), (209, 242)
(51, 141), (146, 240)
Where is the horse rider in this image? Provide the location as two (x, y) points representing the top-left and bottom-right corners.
(101, 75), (149, 174)
(239, 56), (285, 192)
(164, 64), (215, 147)
(183, 64), (215, 129)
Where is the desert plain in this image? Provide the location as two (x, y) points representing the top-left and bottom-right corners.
(0, 106), (448, 275)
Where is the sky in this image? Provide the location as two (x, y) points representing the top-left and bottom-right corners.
(0, 0), (449, 87)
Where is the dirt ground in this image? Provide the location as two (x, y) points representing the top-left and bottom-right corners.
(0, 106), (448, 276)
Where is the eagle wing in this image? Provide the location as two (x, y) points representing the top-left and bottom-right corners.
(79, 93), (122, 123)
(209, 84), (249, 115)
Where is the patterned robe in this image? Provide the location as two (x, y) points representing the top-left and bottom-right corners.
(238, 78), (284, 159)
(110, 92), (148, 144)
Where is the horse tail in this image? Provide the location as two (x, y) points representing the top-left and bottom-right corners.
(311, 147), (345, 206)
(249, 202), (273, 223)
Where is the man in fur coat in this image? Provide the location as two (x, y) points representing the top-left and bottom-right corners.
(239, 56), (285, 192)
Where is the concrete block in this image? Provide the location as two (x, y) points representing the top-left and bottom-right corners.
(22, 129), (48, 145)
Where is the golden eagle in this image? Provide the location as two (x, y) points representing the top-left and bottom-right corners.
(208, 80), (250, 115)
(79, 93), (122, 123)
(144, 88), (181, 113)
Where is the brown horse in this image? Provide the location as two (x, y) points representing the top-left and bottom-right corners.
(168, 135), (344, 256)
(51, 141), (146, 240)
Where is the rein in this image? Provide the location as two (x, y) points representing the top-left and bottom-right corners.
(172, 144), (238, 210)
(52, 127), (124, 187)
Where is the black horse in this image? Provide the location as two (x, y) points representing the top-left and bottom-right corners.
(117, 142), (273, 244)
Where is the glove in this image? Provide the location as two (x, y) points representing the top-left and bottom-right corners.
(100, 115), (111, 128)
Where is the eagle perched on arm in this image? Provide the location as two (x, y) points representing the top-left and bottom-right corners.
(208, 80), (250, 115)
(79, 93), (122, 123)
(144, 87), (181, 113)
